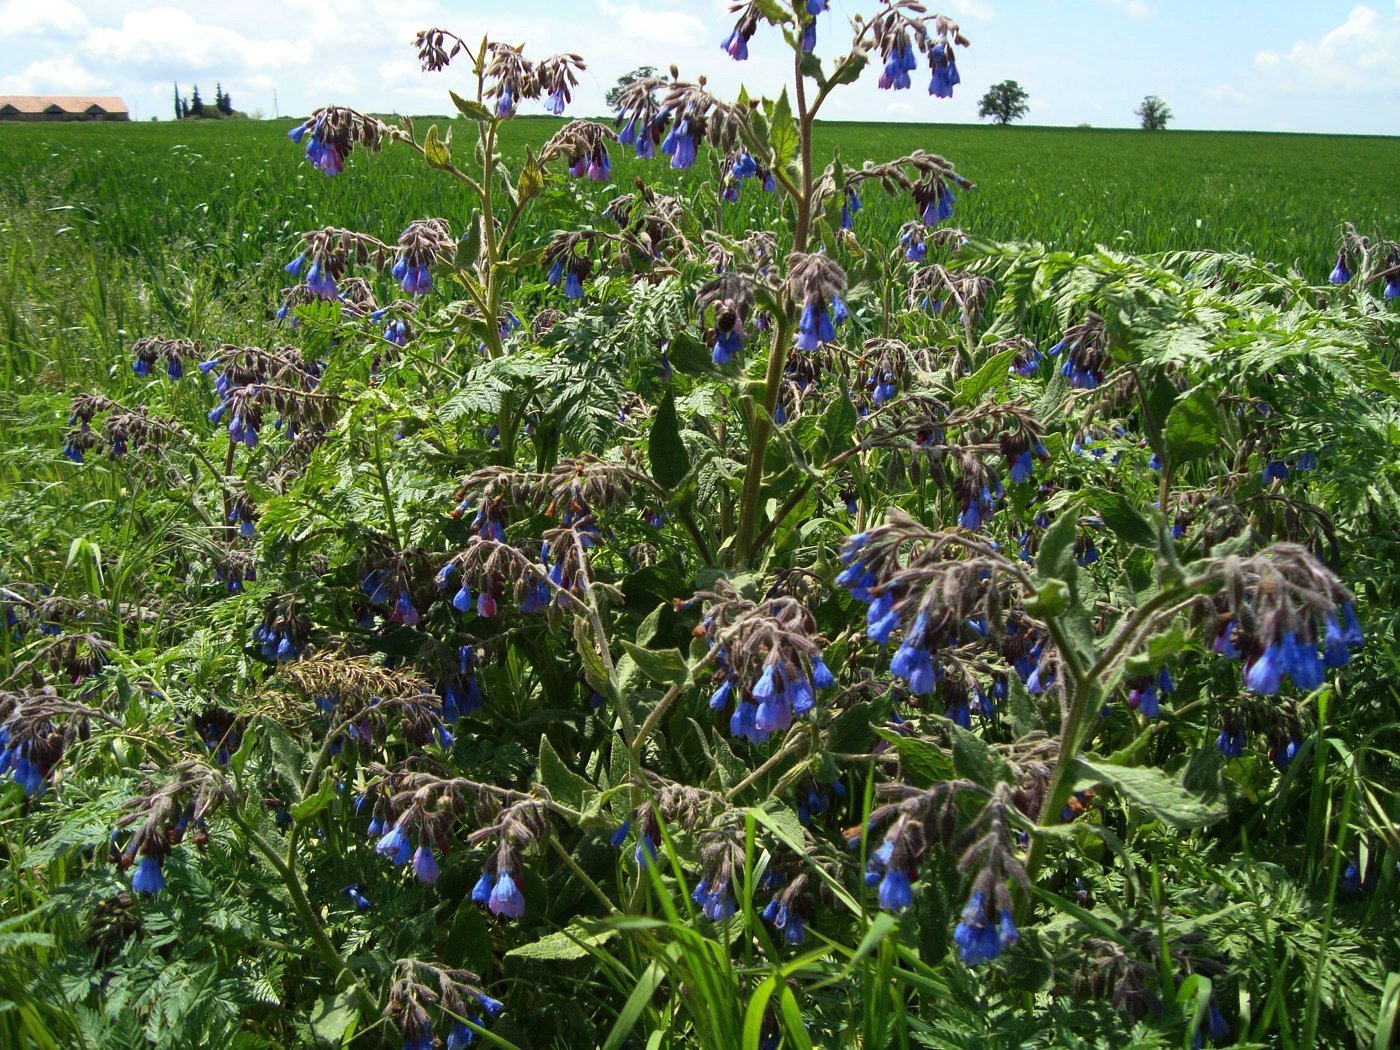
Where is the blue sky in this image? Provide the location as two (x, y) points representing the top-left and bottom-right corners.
(1, 1), (1397, 134)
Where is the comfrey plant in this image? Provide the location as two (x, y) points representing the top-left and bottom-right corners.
(11, 1), (1400, 1048)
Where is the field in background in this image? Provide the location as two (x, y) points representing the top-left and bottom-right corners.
(0, 115), (1396, 399)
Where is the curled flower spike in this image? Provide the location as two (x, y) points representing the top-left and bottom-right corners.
(1051, 312), (1111, 390)
(697, 586), (836, 746)
(288, 107), (387, 176)
(697, 273), (755, 365)
(786, 253), (848, 352)
(721, 7), (758, 61)
(928, 41), (961, 98)
(488, 869), (525, 918)
(953, 890), (1018, 965)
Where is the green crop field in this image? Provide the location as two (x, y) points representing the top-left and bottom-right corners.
(2, 116), (1396, 381)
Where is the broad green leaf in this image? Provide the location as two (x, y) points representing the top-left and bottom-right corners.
(766, 89), (798, 169)
(449, 90), (493, 122)
(1082, 487), (1156, 548)
(815, 379), (857, 462)
(290, 771), (338, 823)
(1072, 756), (1224, 828)
(1163, 385), (1220, 466)
(444, 899), (492, 974)
(619, 641), (690, 687)
(310, 988), (362, 1047)
(955, 348), (1017, 406)
(648, 389), (690, 489)
(1035, 510), (1079, 590)
(950, 725), (1013, 787)
(516, 147), (544, 203)
(536, 735), (593, 809)
(505, 924), (616, 962)
(1004, 673), (1045, 735)
(875, 728), (954, 787)
(423, 124), (452, 169)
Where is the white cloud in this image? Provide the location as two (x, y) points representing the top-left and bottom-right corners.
(1255, 4), (1400, 93)
(0, 55), (111, 95)
(1094, 0), (1154, 19)
(0, 0), (88, 37)
(80, 8), (306, 77)
(1206, 84), (1249, 103)
(597, 1), (708, 47)
(944, 0), (996, 21)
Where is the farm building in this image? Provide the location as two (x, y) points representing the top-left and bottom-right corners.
(0, 96), (130, 122)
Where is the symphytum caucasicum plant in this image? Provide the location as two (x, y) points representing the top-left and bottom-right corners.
(4, 0), (1400, 1047)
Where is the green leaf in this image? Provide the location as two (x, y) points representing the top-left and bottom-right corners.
(1082, 487), (1156, 547)
(449, 90), (493, 122)
(505, 924), (616, 962)
(1072, 756), (1225, 828)
(1163, 385), (1221, 467)
(536, 736), (593, 809)
(1036, 510), (1079, 589)
(455, 212), (482, 271)
(875, 728), (953, 787)
(766, 89), (798, 170)
(828, 50), (870, 87)
(311, 988), (363, 1047)
(444, 900), (492, 974)
(955, 348), (1018, 406)
(648, 389), (690, 489)
(758, 803), (806, 854)
(752, 0), (790, 22)
(262, 719), (306, 799)
(517, 148), (544, 204)
(950, 725), (1013, 787)
(1004, 673), (1045, 735)
(798, 51), (825, 84)
(619, 641), (690, 687)
(1124, 619), (1186, 677)
(423, 124), (452, 169)
(289, 771), (338, 823)
(815, 379), (857, 462)
(573, 617), (616, 702)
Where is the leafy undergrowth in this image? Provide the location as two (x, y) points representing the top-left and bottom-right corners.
(3, 6), (1400, 1050)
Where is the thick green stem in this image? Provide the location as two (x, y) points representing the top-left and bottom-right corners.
(372, 426), (402, 549)
(230, 811), (347, 980)
(734, 315), (791, 567)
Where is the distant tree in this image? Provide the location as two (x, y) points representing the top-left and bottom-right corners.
(190, 85), (204, 118)
(605, 66), (657, 111)
(977, 80), (1030, 126)
(215, 84), (224, 113)
(1135, 95), (1171, 130)
(179, 97), (189, 120)
(218, 87), (233, 116)
(173, 81), (182, 121)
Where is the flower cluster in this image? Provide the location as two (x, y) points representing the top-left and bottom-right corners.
(698, 589), (836, 745)
(1049, 312), (1111, 390)
(112, 763), (225, 898)
(131, 336), (202, 380)
(541, 120), (617, 182)
(697, 272), (756, 364)
(287, 106), (387, 177)
(252, 598), (312, 662)
(390, 219), (454, 296)
(386, 959), (504, 1050)
(1125, 667), (1173, 718)
(786, 252), (849, 351)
